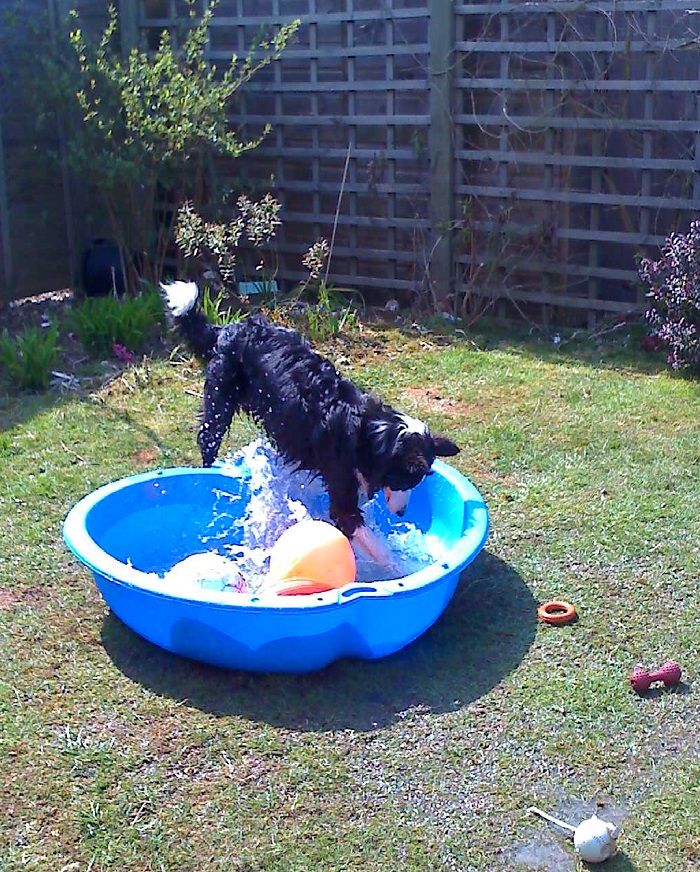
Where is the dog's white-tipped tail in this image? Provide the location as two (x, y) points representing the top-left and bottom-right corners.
(160, 280), (199, 318)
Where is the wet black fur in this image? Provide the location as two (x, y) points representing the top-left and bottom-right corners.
(171, 303), (459, 538)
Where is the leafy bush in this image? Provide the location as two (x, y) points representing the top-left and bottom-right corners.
(297, 239), (359, 340)
(304, 284), (358, 342)
(174, 195), (282, 295)
(69, 288), (165, 358)
(639, 221), (700, 373)
(174, 203), (359, 340)
(35, 1), (299, 284)
(0, 325), (59, 391)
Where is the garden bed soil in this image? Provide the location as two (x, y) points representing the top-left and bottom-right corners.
(3, 289), (75, 335)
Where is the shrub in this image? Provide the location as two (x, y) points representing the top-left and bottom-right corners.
(298, 239), (359, 340)
(174, 203), (359, 340)
(174, 195), (282, 296)
(304, 284), (358, 342)
(0, 325), (59, 391)
(34, 1), (299, 285)
(69, 287), (165, 358)
(639, 221), (700, 373)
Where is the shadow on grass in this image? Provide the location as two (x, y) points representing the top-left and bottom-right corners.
(0, 386), (71, 434)
(591, 854), (638, 872)
(101, 550), (537, 732)
(513, 840), (637, 872)
(563, 852), (638, 872)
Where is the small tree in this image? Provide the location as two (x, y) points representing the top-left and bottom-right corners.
(39, 0), (298, 287)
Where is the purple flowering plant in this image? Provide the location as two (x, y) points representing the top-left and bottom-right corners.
(639, 221), (700, 373)
(113, 343), (134, 364)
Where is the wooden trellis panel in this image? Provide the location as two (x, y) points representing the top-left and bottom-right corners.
(454, 1), (700, 326)
(137, 0), (700, 323)
(6, 0), (700, 323)
(0, 0), (73, 303)
(140, 0), (435, 304)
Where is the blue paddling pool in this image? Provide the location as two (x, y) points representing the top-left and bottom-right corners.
(63, 460), (488, 673)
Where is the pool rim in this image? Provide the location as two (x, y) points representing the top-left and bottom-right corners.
(63, 460), (489, 611)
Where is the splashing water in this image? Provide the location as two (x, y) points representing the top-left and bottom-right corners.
(162, 439), (443, 597)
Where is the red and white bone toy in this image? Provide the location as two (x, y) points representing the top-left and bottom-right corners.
(629, 660), (681, 694)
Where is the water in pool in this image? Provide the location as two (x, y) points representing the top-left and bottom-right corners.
(161, 439), (444, 597)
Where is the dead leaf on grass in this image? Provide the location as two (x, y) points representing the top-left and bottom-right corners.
(134, 446), (161, 466)
(403, 386), (471, 417)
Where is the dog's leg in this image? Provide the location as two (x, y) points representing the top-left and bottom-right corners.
(327, 483), (394, 568)
(199, 355), (240, 467)
(199, 397), (235, 467)
(351, 524), (395, 568)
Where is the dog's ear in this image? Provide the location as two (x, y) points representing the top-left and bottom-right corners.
(432, 435), (460, 457)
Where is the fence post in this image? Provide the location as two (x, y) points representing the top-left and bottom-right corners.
(0, 109), (13, 300)
(48, 0), (82, 292)
(428, 0), (455, 305)
(118, 0), (139, 54)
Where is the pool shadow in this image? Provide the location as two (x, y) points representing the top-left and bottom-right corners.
(101, 550), (537, 732)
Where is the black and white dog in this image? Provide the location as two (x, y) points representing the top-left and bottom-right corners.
(161, 281), (459, 564)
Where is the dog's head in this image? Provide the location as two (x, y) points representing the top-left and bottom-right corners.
(359, 407), (459, 515)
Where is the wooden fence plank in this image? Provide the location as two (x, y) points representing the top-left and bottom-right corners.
(454, 115), (700, 132)
(456, 39), (692, 53)
(456, 184), (699, 212)
(455, 150), (696, 172)
(4, 0), (700, 326)
(456, 1), (693, 13)
(428, 0), (456, 302)
(0, 109), (13, 299)
(456, 78), (700, 92)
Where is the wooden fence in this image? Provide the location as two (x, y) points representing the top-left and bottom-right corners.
(0, 0), (72, 304)
(0, 0), (112, 306)
(452, 1), (700, 326)
(2, 0), (700, 326)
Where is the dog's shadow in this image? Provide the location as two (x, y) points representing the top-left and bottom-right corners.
(101, 551), (536, 731)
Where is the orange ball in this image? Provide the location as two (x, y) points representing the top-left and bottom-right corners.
(263, 520), (356, 596)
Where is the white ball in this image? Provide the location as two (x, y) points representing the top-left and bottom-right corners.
(165, 552), (245, 592)
(573, 815), (619, 863)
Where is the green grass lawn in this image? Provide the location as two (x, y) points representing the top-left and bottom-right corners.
(1, 323), (698, 871)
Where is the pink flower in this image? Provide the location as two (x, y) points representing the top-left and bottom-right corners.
(113, 342), (134, 364)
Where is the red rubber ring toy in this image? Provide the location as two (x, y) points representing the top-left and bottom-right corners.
(537, 600), (577, 625)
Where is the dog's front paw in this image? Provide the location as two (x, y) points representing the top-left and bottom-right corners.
(351, 525), (395, 569)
